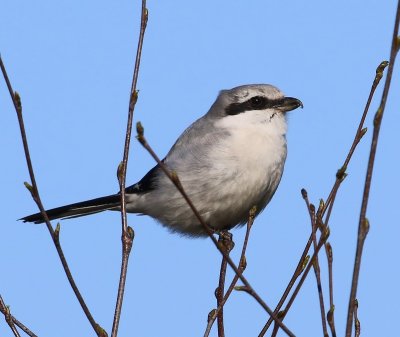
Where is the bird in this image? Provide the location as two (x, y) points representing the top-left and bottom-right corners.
(21, 84), (302, 237)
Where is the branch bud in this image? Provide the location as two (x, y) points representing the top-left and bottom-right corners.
(360, 127), (368, 138)
(327, 305), (335, 324)
(23, 181), (34, 194)
(117, 162), (124, 184)
(325, 242), (333, 262)
(234, 285), (248, 292)
(361, 218), (370, 237)
(336, 166), (347, 181)
(95, 323), (108, 337)
(54, 223), (61, 240)
(14, 91), (22, 112)
(207, 309), (216, 322)
(375, 61), (389, 82)
(297, 255), (310, 275)
(374, 107), (383, 127)
(249, 206), (257, 219)
(136, 121), (145, 143)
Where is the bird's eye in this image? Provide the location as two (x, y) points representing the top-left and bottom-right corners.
(250, 96), (266, 108)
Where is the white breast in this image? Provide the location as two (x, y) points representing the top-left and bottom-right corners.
(204, 109), (288, 226)
(129, 109), (288, 236)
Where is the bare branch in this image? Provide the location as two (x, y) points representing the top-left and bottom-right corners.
(261, 223), (330, 337)
(215, 231), (234, 337)
(321, 58), (388, 222)
(0, 294), (38, 337)
(324, 242), (336, 337)
(354, 299), (361, 337)
(0, 295), (21, 337)
(345, 2), (400, 335)
(136, 124), (295, 337)
(0, 55), (106, 337)
(111, 2), (148, 337)
(304, 197), (329, 337)
(280, 228), (329, 319)
(204, 207), (255, 337)
(258, 191), (314, 336)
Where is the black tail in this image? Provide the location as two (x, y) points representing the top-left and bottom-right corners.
(20, 194), (121, 224)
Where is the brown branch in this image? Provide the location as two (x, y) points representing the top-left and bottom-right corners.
(353, 299), (360, 337)
(258, 244), (310, 337)
(266, 57), (389, 337)
(0, 297), (38, 337)
(265, 54), (390, 337)
(321, 58), (388, 222)
(136, 124), (295, 337)
(111, 2), (148, 337)
(204, 207), (255, 337)
(0, 295), (21, 337)
(325, 242), (336, 337)
(274, 227), (329, 330)
(262, 216), (330, 337)
(304, 197), (329, 337)
(258, 191), (315, 336)
(265, 56), (390, 337)
(0, 56), (106, 337)
(215, 231), (234, 337)
(345, 2), (400, 335)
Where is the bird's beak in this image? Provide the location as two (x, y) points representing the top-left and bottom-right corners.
(274, 97), (303, 112)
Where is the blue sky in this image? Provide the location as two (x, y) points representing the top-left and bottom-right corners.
(1, 1), (399, 336)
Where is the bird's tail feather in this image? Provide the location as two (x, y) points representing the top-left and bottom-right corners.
(20, 194), (121, 224)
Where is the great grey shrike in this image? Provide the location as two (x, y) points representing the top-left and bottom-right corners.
(21, 84), (302, 237)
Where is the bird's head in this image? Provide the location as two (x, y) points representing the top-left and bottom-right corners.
(208, 84), (302, 132)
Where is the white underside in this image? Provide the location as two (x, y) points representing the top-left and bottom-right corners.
(126, 108), (288, 237)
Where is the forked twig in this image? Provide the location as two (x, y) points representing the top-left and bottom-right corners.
(204, 207), (255, 337)
(111, 1), (148, 337)
(0, 295), (21, 337)
(345, 2), (400, 335)
(0, 295), (37, 337)
(260, 193), (330, 337)
(270, 226), (329, 337)
(0, 56), (106, 337)
(136, 124), (295, 337)
(0, 296), (38, 337)
(258, 190), (316, 336)
(258, 56), (390, 336)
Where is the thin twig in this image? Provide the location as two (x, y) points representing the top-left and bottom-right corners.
(0, 295), (38, 337)
(0, 56), (106, 337)
(111, 2), (148, 337)
(263, 56), (389, 337)
(258, 189), (317, 336)
(258, 238), (310, 336)
(304, 197), (329, 337)
(270, 322), (280, 337)
(325, 242), (336, 337)
(0, 295), (21, 337)
(204, 207), (255, 337)
(215, 231), (234, 337)
(353, 299), (360, 337)
(263, 217), (330, 337)
(321, 59), (389, 221)
(265, 57), (389, 337)
(345, 2), (400, 335)
(274, 227), (329, 329)
(136, 125), (295, 337)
